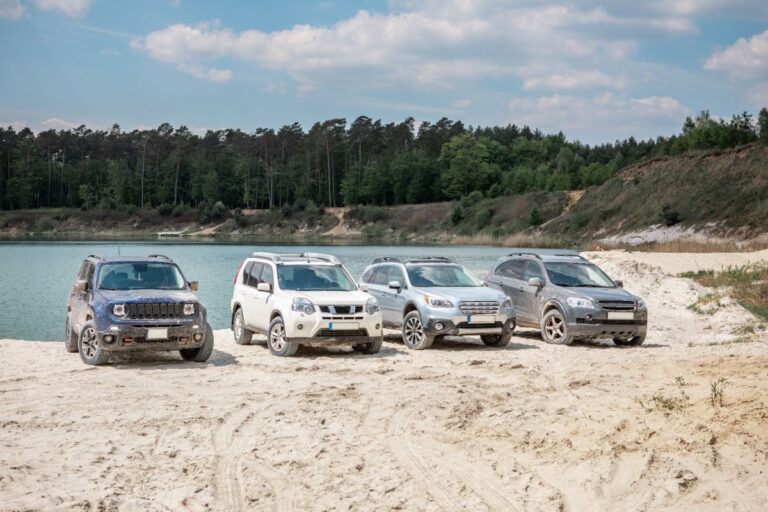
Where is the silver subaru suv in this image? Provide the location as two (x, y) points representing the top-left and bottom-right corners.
(484, 252), (647, 346)
(359, 257), (516, 349)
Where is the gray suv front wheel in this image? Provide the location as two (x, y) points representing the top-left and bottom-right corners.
(541, 309), (575, 346)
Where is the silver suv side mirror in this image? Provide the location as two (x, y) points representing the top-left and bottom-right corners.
(257, 282), (273, 293)
(388, 280), (403, 291)
(528, 277), (543, 288)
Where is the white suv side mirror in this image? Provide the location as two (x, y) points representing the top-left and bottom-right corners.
(257, 282), (272, 293)
(358, 283), (369, 292)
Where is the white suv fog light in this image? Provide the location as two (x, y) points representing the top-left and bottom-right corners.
(297, 323), (304, 331)
(375, 323), (381, 330)
(434, 322), (445, 331)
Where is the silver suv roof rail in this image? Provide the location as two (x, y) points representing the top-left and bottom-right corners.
(372, 256), (403, 264)
(148, 254), (172, 261)
(251, 252), (341, 265)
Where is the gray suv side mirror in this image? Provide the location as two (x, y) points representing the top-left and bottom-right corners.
(388, 280), (403, 291)
(614, 280), (624, 288)
(528, 277), (543, 288)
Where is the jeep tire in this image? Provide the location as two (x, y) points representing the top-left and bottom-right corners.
(65, 317), (78, 353)
(78, 323), (108, 366)
(180, 324), (215, 362)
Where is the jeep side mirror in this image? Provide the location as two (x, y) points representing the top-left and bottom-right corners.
(189, 281), (199, 291)
(388, 280), (403, 291)
(75, 279), (88, 293)
(614, 280), (624, 288)
(528, 277), (543, 288)
(358, 283), (369, 292)
(257, 282), (273, 293)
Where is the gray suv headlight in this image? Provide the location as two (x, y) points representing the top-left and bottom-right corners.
(425, 296), (454, 308)
(292, 297), (316, 315)
(112, 304), (126, 317)
(365, 297), (380, 314)
(566, 297), (596, 309)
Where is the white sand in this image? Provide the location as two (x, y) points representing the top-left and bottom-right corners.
(1, 251), (767, 511)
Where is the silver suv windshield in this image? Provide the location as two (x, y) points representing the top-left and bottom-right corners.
(544, 262), (615, 288)
(277, 265), (357, 291)
(407, 264), (482, 287)
(98, 262), (186, 290)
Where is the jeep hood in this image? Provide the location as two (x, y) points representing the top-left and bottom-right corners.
(416, 286), (506, 302)
(94, 289), (200, 304)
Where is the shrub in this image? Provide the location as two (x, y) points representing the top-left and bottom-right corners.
(450, 204), (465, 225)
(212, 201), (227, 219)
(172, 204), (189, 217)
(660, 204), (681, 226)
(529, 207), (543, 226)
(348, 205), (388, 223)
(157, 203), (174, 216)
(475, 207), (493, 226)
(459, 190), (483, 209)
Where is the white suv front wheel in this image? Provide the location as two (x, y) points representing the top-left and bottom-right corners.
(267, 316), (299, 357)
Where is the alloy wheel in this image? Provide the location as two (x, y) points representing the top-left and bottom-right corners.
(81, 327), (97, 358)
(270, 323), (286, 351)
(545, 315), (565, 342)
(234, 311), (244, 340)
(404, 315), (424, 347)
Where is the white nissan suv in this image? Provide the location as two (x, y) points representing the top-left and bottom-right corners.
(230, 252), (384, 356)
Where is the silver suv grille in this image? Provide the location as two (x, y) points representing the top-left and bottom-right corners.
(598, 300), (635, 311)
(459, 301), (500, 315)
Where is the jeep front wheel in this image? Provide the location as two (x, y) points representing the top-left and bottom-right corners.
(267, 316), (298, 357)
(180, 324), (215, 362)
(401, 311), (434, 350)
(541, 310), (575, 346)
(78, 324), (108, 365)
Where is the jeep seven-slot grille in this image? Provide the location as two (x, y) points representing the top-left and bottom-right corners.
(598, 301), (635, 311)
(459, 301), (499, 315)
(127, 303), (184, 319)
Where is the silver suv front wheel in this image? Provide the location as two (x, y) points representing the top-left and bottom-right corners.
(401, 311), (434, 350)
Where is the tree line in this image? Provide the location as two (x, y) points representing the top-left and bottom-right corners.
(0, 109), (766, 213)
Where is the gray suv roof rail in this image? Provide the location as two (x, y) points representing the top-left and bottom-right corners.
(507, 252), (543, 259)
(251, 252), (341, 265)
(406, 256), (453, 264)
(552, 253), (587, 260)
(148, 254), (172, 261)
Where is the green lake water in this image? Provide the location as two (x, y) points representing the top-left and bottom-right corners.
(0, 241), (512, 341)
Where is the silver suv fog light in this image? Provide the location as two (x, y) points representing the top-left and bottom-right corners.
(434, 322), (445, 331)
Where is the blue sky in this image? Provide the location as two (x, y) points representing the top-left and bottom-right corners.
(1, 0), (767, 143)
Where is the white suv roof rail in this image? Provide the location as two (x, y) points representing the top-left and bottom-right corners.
(250, 252), (341, 265)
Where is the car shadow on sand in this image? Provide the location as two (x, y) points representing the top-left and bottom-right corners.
(106, 348), (238, 369)
(383, 334), (539, 352)
(513, 329), (668, 349)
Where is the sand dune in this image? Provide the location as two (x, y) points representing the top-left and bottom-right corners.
(1, 251), (767, 511)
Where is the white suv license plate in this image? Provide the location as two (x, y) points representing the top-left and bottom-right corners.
(467, 314), (494, 324)
(327, 322), (359, 331)
(146, 328), (168, 340)
(607, 312), (635, 321)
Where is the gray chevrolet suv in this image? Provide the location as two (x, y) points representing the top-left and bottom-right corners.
(484, 252), (647, 346)
(360, 257), (516, 349)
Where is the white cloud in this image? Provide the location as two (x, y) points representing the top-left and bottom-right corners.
(523, 70), (626, 91)
(452, 98), (472, 109)
(0, 0), (24, 19)
(177, 63), (232, 82)
(41, 117), (81, 130)
(0, 119), (28, 130)
(33, 0), (93, 17)
(705, 30), (768, 80)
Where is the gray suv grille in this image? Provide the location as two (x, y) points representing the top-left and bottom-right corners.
(598, 300), (635, 311)
(459, 301), (500, 315)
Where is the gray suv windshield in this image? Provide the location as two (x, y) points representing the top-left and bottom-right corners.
(407, 265), (482, 287)
(544, 262), (615, 288)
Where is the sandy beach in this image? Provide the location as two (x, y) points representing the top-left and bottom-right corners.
(1, 250), (767, 511)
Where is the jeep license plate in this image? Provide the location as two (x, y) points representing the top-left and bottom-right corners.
(146, 328), (168, 340)
(467, 314), (494, 324)
(607, 312), (634, 321)
(327, 322), (359, 331)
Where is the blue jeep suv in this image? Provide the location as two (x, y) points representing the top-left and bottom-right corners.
(65, 254), (213, 365)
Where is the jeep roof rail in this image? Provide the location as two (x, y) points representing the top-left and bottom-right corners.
(372, 256), (404, 264)
(250, 252), (341, 265)
(405, 256), (453, 264)
(148, 254), (172, 261)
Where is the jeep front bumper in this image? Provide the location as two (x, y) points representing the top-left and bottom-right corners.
(97, 323), (206, 351)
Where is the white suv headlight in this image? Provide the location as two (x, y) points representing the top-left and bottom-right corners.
(183, 303), (196, 316)
(501, 297), (513, 309)
(566, 297), (596, 309)
(292, 297), (316, 315)
(112, 304), (126, 317)
(425, 296), (454, 308)
(365, 297), (380, 314)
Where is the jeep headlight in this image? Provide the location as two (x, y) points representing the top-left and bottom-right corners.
(566, 297), (595, 309)
(112, 304), (126, 317)
(501, 297), (513, 309)
(424, 296), (454, 308)
(292, 297), (316, 315)
(365, 297), (380, 315)
(183, 303), (196, 316)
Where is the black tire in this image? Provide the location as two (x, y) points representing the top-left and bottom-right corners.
(65, 317), (78, 353)
(481, 332), (512, 347)
(401, 311), (434, 350)
(180, 324), (214, 362)
(267, 316), (299, 357)
(232, 308), (253, 345)
(540, 309), (575, 346)
(613, 334), (646, 346)
(78, 323), (108, 366)
(352, 338), (383, 354)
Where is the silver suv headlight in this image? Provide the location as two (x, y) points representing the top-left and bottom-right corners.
(365, 297), (380, 314)
(183, 303), (196, 316)
(424, 296), (454, 308)
(501, 297), (513, 309)
(292, 297), (316, 315)
(566, 297), (596, 309)
(112, 304), (126, 317)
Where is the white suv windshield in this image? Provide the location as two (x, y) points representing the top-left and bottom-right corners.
(544, 262), (615, 288)
(98, 262), (186, 290)
(277, 265), (357, 291)
(407, 265), (482, 287)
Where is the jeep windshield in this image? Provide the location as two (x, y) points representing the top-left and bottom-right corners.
(277, 265), (357, 291)
(544, 262), (615, 288)
(97, 262), (186, 290)
(407, 265), (482, 287)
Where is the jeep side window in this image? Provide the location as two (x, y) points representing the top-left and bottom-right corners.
(522, 260), (545, 281)
(242, 262), (254, 285)
(260, 264), (274, 286)
(497, 259), (524, 279)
